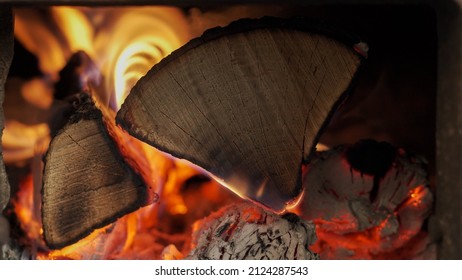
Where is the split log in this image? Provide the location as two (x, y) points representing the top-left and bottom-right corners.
(117, 17), (365, 212)
(300, 140), (433, 259)
(0, 8), (14, 211)
(42, 94), (153, 249)
(185, 202), (318, 260)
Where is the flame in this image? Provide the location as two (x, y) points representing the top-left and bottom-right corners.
(14, 162), (238, 259)
(10, 6), (301, 260)
(303, 184), (432, 259)
(11, 6), (215, 260)
(12, 112), (239, 259)
(15, 7), (190, 109)
(103, 8), (188, 109)
(12, 174), (42, 243)
(50, 7), (95, 58)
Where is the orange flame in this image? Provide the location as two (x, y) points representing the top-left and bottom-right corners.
(11, 6), (302, 260)
(15, 7), (191, 109)
(306, 184), (432, 259)
(11, 6), (211, 260)
(12, 174), (42, 243)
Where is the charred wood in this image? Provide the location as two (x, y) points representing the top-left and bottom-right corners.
(300, 140), (433, 259)
(185, 202), (318, 260)
(42, 94), (153, 249)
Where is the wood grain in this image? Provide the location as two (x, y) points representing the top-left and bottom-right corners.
(42, 95), (151, 249)
(117, 18), (362, 211)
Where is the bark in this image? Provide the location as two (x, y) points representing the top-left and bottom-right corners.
(117, 17), (364, 212)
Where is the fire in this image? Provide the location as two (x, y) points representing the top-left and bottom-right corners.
(14, 6), (191, 109)
(12, 151), (238, 259)
(10, 6), (241, 260)
(12, 174), (42, 244)
(8, 6), (432, 260)
(303, 184), (433, 259)
(105, 9), (188, 109)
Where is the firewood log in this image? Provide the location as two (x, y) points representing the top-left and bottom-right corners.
(0, 8), (14, 211)
(117, 17), (365, 212)
(42, 94), (153, 249)
(185, 202), (318, 260)
(300, 140), (433, 259)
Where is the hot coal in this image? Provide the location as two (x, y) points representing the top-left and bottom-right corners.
(185, 202), (318, 260)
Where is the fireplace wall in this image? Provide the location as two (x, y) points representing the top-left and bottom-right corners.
(0, 0), (459, 259)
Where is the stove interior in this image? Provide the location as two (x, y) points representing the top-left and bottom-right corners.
(1, 4), (436, 260)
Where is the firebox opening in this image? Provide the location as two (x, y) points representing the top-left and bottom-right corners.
(1, 4), (436, 260)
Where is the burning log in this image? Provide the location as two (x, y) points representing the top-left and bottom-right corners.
(42, 94), (153, 249)
(299, 140), (433, 259)
(0, 8), (14, 212)
(185, 202), (318, 260)
(117, 17), (365, 212)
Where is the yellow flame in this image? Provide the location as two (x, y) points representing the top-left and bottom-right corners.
(15, 7), (190, 109)
(51, 7), (95, 58)
(14, 9), (67, 79)
(113, 40), (162, 109)
(93, 7), (190, 109)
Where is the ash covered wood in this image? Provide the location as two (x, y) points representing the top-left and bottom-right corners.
(300, 140), (433, 259)
(42, 94), (153, 249)
(117, 17), (364, 212)
(0, 8), (14, 212)
(1, 241), (31, 260)
(185, 202), (318, 260)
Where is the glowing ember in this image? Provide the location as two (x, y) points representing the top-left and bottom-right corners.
(12, 157), (239, 259)
(7, 6), (434, 261)
(297, 143), (434, 259)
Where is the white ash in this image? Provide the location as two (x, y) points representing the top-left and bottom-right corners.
(300, 141), (433, 258)
(1, 242), (31, 260)
(185, 202), (318, 260)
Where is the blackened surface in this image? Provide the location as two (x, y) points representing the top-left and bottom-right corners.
(8, 39), (42, 80)
(48, 93), (98, 137)
(54, 51), (97, 100)
(309, 6), (437, 176)
(345, 139), (397, 178)
(345, 139), (398, 203)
